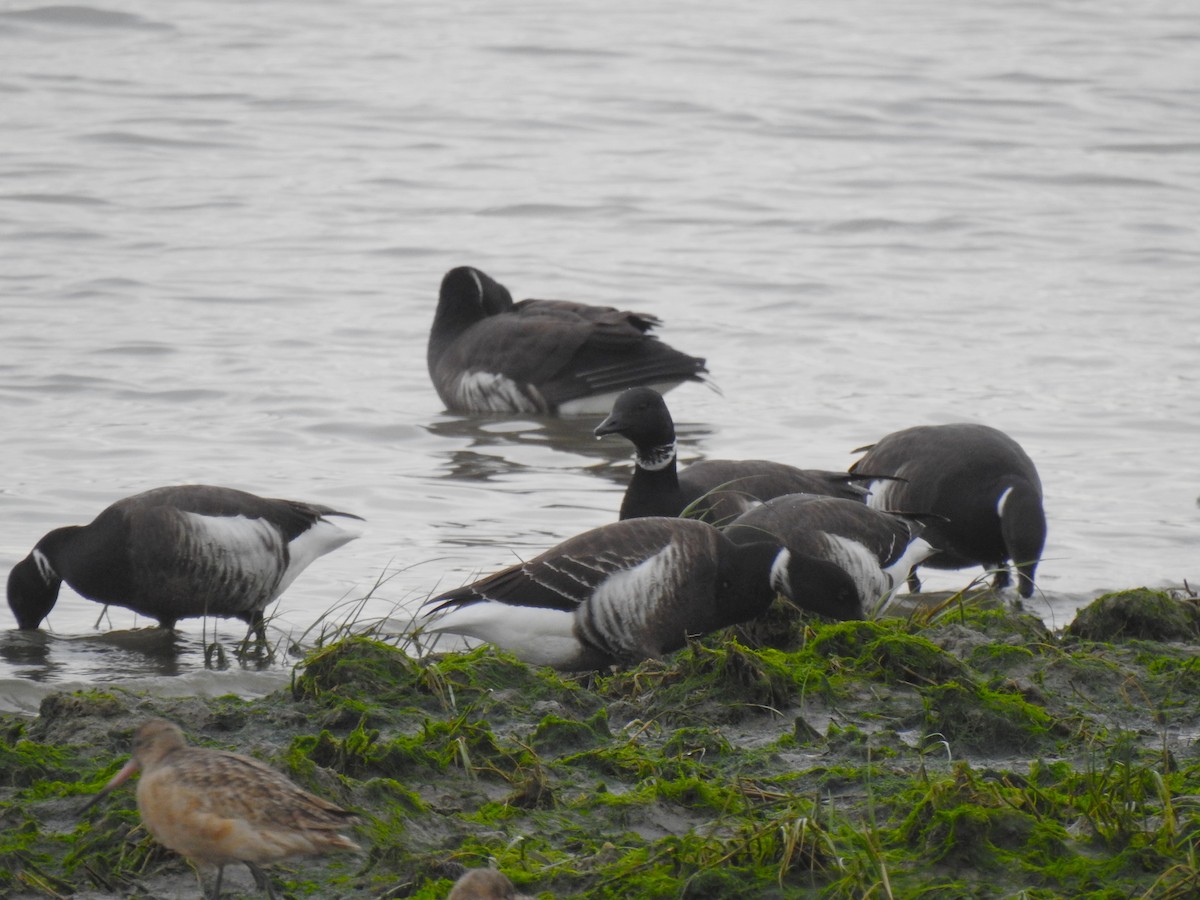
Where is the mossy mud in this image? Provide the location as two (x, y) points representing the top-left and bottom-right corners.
(2, 587), (1199, 899)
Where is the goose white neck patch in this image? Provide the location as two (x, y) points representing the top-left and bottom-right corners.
(32, 548), (57, 583)
(996, 485), (1015, 517)
(637, 441), (677, 472)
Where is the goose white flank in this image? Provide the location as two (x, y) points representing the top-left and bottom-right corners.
(6, 485), (363, 638)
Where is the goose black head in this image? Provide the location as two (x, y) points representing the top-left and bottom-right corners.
(7, 550), (62, 630)
(594, 387), (676, 449)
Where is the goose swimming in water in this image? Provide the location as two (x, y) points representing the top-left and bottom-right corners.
(6, 484), (363, 637)
(594, 387), (879, 523)
(427, 267), (709, 416)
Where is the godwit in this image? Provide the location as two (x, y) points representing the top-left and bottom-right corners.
(83, 718), (361, 899)
(428, 266), (708, 415)
(594, 387), (880, 524)
(447, 867), (530, 899)
(7, 484), (363, 637)
(850, 423), (1046, 596)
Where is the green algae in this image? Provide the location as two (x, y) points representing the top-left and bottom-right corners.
(2, 600), (1200, 899)
(531, 708), (611, 756)
(0, 740), (70, 790)
(922, 680), (1056, 754)
(596, 638), (808, 722)
(1067, 588), (1200, 642)
(930, 601), (1056, 645)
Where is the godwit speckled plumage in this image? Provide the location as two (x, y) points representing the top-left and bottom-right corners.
(83, 718), (361, 899)
(448, 867), (531, 899)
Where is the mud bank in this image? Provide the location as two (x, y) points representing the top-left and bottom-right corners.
(2, 587), (1198, 899)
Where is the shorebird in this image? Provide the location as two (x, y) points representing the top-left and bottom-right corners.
(448, 867), (531, 899)
(82, 718), (361, 899)
(427, 266), (708, 416)
(6, 485), (363, 637)
(849, 423), (1046, 597)
(420, 516), (817, 670)
(594, 387), (878, 523)
(725, 494), (937, 619)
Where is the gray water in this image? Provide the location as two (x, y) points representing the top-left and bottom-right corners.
(2, 0), (1198, 713)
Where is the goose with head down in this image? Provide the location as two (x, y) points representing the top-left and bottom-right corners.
(724, 493), (937, 619)
(6, 484), (362, 638)
(420, 516), (850, 671)
(849, 423), (1046, 597)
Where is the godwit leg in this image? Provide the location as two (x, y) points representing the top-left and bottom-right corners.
(208, 864), (225, 899)
(246, 861), (277, 899)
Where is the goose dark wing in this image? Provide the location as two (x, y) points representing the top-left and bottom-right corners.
(511, 298), (662, 334)
(122, 485), (361, 542)
(424, 518), (690, 616)
(725, 495), (916, 563)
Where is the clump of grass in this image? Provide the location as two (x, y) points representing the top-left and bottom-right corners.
(922, 680), (1057, 754)
(530, 708), (611, 756)
(807, 618), (969, 687)
(1067, 588), (1200, 642)
(596, 636), (804, 722)
(289, 714), (532, 787)
(0, 737), (72, 789)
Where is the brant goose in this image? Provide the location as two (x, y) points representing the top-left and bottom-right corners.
(82, 718), (360, 899)
(849, 423), (1046, 597)
(594, 387), (878, 523)
(7, 485), (363, 637)
(725, 494), (936, 619)
(428, 266), (708, 416)
(476, 272), (661, 334)
(420, 516), (818, 671)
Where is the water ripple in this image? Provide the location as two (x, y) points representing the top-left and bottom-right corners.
(0, 5), (173, 32)
(1, 0), (1197, 692)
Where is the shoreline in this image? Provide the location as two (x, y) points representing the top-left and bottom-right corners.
(0, 583), (1141, 717)
(2, 586), (1198, 899)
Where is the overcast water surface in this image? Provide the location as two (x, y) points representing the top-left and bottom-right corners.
(2, 0), (1198, 713)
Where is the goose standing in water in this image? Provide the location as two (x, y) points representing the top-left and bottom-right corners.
(849, 423), (1046, 597)
(6, 485), (363, 637)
